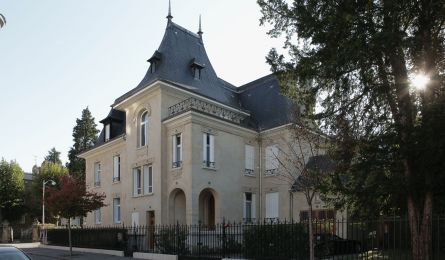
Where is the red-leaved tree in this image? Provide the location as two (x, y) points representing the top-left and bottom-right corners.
(46, 175), (106, 256)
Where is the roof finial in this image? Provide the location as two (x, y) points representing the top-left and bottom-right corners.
(167, 0), (173, 20)
(197, 15), (203, 37)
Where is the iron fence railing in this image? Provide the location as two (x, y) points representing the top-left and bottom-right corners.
(45, 217), (445, 259)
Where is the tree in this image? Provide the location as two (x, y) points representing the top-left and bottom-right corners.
(32, 161), (68, 223)
(0, 159), (25, 223)
(67, 107), (99, 180)
(0, 14), (5, 29)
(44, 147), (62, 165)
(258, 1), (445, 259)
(46, 175), (105, 256)
(274, 124), (332, 260)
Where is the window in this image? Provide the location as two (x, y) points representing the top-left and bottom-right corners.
(133, 165), (153, 196)
(140, 111), (148, 147)
(113, 155), (120, 182)
(94, 208), (101, 224)
(133, 168), (142, 196)
(172, 134), (182, 168)
(105, 123), (110, 141)
(244, 145), (254, 175)
(243, 192), (256, 223)
(265, 145), (279, 175)
(131, 212), (140, 227)
(113, 198), (121, 224)
(94, 162), (101, 186)
(202, 133), (215, 168)
(265, 192), (279, 222)
(143, 165), (153, 194)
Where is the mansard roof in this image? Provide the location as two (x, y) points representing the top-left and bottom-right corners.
(111, 19), (298, 131)
(114, 21), (240, 108)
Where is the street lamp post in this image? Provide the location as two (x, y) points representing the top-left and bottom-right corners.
(42, 180), (55, 242)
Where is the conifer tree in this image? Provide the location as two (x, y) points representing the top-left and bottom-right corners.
(44, 147), (62, 165)
(67, 107), (99, 180)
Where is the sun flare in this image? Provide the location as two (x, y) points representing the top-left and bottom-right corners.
(411, 74), (430, 90)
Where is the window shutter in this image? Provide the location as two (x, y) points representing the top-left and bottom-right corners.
(143, 166), (149, 194)
(113, 156), (119, 179)
(272, 145), (279, 169)
(203, 134), (207, 162)
(265, 192), (279, 219)
(245, 145), (254, 170)
(133, 169), (138, 196)
(148, 166), (153, 193)
(179, 134), (183, 162)
(243, 193), (246, 219)
(209, 134), (215, 162)
(252, 193), (256, 219)
(131, 212), (139, 227)
(105, 124), (110, 141)
(172, 135), (177, 163)
(265, 146), (272, 170)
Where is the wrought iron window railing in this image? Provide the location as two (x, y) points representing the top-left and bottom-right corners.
(203, 160), (215, 168)
(113, 177), (120, 182)
(167, 97), (247, 124)
(265, 169), (278, 175)
(244, 169), (254, 175)
(94, 181), (101, 187)
(172, 161), (182, 168)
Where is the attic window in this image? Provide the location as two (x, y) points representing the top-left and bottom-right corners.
(190, 59), (205, 80)
(105, 123), (110, 142)
(147, 51), (162, 74)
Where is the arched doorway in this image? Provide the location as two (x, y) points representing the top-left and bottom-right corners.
(199, 188), (216, 227)
(169, 188), (186, 224)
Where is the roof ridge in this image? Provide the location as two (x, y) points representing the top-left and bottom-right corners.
(169, 21), (201, 39)
(238, 73), (276, 92)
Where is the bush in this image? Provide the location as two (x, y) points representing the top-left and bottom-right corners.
(155, 226), (188, 254)
(243, 223), (309, 259)
(46, 227), (127, 250)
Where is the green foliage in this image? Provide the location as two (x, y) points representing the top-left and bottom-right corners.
(67, 107), (99, 180)
(0, 159), (25, 222)
(47, 227), (127, 250)
(44, 147), (62, 165)
(243, 223), (309, 259)
(156, 227), (189, 254)
(0, 14), (5, 29)
(258, 0), (445, 218)
(46, 175), (105, 219)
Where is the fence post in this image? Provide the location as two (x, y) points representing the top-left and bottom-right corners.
(198, 220), (202, 257)
(222, 218), (226, 258)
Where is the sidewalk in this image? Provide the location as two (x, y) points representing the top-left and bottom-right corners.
(0, 243), (130, 259)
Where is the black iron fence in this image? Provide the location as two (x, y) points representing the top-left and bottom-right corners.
(45, 216), (445, 259)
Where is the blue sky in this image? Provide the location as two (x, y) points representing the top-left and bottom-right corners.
(0, 0), (283, 172)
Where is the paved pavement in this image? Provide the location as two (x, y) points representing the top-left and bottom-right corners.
(3, 243), (131, 260)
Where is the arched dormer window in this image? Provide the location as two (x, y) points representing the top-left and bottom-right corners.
(140, 111), (148, 147)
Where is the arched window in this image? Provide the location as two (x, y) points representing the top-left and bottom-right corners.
(140, 111), (148, 147)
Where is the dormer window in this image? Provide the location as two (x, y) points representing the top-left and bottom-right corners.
(105, 123), (110, 142)
(147, 51), (161, 74)
(190, 58), (205, 80)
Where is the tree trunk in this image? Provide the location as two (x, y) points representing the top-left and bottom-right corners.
(407, 192), (433, 260)
(68, 218), (72, 257)
(308, 202), (314, 260)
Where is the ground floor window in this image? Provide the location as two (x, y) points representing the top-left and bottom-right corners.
(113, 198), (121, 224)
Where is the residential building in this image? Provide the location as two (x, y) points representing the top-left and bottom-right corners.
(79, 11), (342, 226)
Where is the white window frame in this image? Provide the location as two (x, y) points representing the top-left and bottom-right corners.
(94, 208), (101, 224)
(243, 192), (256, 223)
(113, 155), (120, 182)
(113, 198), (121, 224)
(202, 133), (215, 168)
(105, 123), (110, 141)
(94, 162), (101, 186)
(143, 165), (153, 195)
(244, 144), (254, 175)
(133, 165), (153, 196)
(265, 145), (279, 175)
(172, 133), (182, 168)
(140, 111), (148, 147)
(133, 168), (142, 196)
